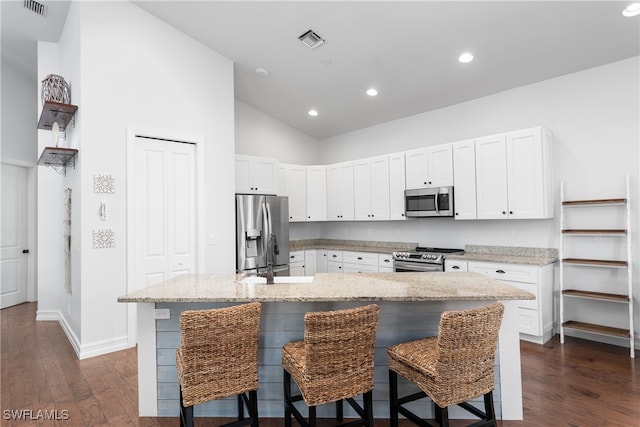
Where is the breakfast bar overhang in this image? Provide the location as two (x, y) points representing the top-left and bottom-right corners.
(118, 272), (533, 421)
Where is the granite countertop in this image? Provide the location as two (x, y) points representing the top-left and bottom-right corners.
(447, 245), (558, 266)
(289, 239), (416, 254)
(117, 272), (534, 303)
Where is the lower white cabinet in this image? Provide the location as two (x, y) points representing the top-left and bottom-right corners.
(304, 250), (394, 274)
(316, 250), (328, 273)
(378, 254), (394, 272)
(289, 250), (305, 276)
(445, 259), (554, 344)
(304, 250), (317, 276)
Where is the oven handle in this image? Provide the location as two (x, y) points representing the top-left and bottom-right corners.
(393, 260), (443, 272)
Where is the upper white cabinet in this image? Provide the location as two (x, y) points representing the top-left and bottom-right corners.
(306, 166), (327, 221)
(279, 163), (307, 222)
(388, 152), (406, 220)
(405, 144), (453, 190)
(235, 154), (277, 194)
(354, 156), (390, 220)
(475, 127), (553, 219)
(326, 162), (355, 221)
(452, 139), (477, 220)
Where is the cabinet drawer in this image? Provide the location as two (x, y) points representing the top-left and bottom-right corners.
(445, 260), (468, 272)
(378, 254), (393, 268)
(289, 251), (304, 263)
(468, 261), (538, 283)
(327, 261), (343, 273)
(342, 251), (378, 266)
(506, 281), (538, 310)
(327, 250), (343, 262)
(342, 263), (379, 273)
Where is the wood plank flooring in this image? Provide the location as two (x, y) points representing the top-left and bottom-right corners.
(2, 302), (638, 426)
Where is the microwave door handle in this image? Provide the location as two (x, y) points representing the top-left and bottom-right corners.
(434, 190), (440, 212)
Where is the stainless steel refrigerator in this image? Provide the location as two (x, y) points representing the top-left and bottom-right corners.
(236, 194), (290, 276)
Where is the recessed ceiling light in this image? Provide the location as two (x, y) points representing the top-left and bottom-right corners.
(622, 3), (640, 17)
(254, 67), (269, 77)
(458, 52), (474, 63)
(366, 88), (378, 97)
(308, 109), (318, 117)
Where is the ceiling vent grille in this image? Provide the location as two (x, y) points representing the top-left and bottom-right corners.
(298, 30), (324, 50)
(23, 0), (48, 17)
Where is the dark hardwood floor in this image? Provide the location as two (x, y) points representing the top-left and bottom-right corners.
(2, 302), (638, 426)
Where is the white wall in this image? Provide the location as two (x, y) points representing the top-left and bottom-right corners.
(37, 1), (235, 357)
(235, 100), (319, 164)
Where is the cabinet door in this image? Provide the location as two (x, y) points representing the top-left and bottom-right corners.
(506, 127), (552, 219)
(304, 250), (317, 276)
(252, 158), (276, 194)
(286, 165), (307, 222)
(316, 250), (328, 273)
(389, 152), (406, 220)
(327, 261), (343, 273)
(353, 159), (372, 220)
(235, 156), (252, 193)
(370, 156), (390, 220)
(276, 164), (287, 196)
(326, 164), (343, 220)
(452, 139), (477, 220)
(426, 144), (453, 187)
(475, 134), (508, 219)
(289, 263), (305, 276)
(306, 166), (327, 221)
(404, 148), (428, 189)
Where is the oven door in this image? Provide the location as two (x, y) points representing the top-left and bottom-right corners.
(393, 260), (443, 272)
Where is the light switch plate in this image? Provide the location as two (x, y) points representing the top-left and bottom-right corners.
(154, 308), (170, 320)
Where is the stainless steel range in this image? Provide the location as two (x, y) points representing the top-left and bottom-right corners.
(392, 247), (464, 272)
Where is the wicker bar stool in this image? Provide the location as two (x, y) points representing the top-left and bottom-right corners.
(176, 302), (262, 427)
(387, 302), (504, 427)
(282, 304), (380, 427)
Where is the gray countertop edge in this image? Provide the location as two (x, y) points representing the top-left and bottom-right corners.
(446, 253), (558, 266)
(289, 239), (416, 254)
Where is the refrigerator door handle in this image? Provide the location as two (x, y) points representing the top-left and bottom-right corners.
(265, 202), (279, 255)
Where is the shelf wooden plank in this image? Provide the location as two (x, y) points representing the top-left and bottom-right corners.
(37, 147), (78, 167)
(562, 229), (626, 235)
(562, 198), (626, 207)
(562, 289), (629, 302)
(562, 258), (628, 268)
(37, 101), (78, 130)
(562, 321), (630, 338)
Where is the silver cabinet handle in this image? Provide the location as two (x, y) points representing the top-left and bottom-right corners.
(496, 269), (506, 274)
(452, 265), (460, 270)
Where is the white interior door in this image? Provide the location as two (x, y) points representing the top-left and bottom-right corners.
(1, 164), (28, 309)
(128, 136), (196, 343)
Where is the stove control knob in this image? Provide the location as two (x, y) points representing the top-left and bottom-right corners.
(421, 254), (428, 259)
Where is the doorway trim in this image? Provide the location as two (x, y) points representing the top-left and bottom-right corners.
(125, 126), (205, 347)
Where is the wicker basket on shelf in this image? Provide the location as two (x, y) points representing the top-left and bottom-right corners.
(41, 74), (70, 105)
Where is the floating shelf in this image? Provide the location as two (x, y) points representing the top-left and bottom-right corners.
(561, 229), (627, 236)
(562, 258), (628, 268)
(562, 321), (630, 339)
(37, 147), (78, 176)
(562, 289), (629, 303)
(37, 101), (78, 130)
(562, 198), (626, 207)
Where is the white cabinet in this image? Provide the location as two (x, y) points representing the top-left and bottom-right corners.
(378, 253), (394, 272)
(326, 162), (354, 221)
(278, 163), (307, 222)
(444, 259), (468, 272)
(354, 156), (390, 220)
(388, 152), (406, 220)
(452, 139), (477, 220)
(235, 155), (277, 194)
(467, 261), (554, 344)
(327, 250), (343, 273)
(289, 250), (305, 276)
(304, 250), (317, 276)
(316, 250), (328, 273)
(475, 127), (553, 219)
(306, 166), (327, 221)
(342, 251), (379, 273)
(404, 144), (453, 190)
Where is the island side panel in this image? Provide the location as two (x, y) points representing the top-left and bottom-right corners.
(146, 300), (515, 419)
(497, 300), (523, 420)
(138, 303), (158, 416)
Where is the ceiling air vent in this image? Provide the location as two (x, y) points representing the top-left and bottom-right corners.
(23, 0), (48, 17)
(298, 30), (324, 50)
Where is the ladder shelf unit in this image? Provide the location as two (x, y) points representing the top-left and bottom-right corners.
(559, 177), (634, 358)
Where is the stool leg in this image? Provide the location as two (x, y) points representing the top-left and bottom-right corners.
(249, 390), (259, 427)
(283, 370), (292, 427)
(437, 405), (449, 427)
(484, 391), (496, 426)
(336, 399), (343, 421)
(309, 405), (317, 427)
(237, 394), (245, 421)
(179, 386), (194, 427)
(364, 390), (373, 427)
(388, 370), (399, 427)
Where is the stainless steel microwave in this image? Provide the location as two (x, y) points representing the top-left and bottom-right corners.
(404, 187), (454, 217)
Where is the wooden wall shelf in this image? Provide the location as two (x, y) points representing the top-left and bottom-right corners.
(562, 198), (626, 207)
(37, 101), (78, 131)
(562, 321), (630, 339)
(562, 289), (629, 303)
(38, 147), (78, 176)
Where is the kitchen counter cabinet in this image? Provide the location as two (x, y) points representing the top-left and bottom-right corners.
(119, 272), (529, 420)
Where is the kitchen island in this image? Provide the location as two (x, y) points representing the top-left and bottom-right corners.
(118, 272), (533, 421)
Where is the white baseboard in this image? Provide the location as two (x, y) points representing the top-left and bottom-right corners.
(36, 310), (129, 359)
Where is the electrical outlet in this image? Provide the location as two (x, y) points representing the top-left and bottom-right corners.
(154, 308), (170, 320)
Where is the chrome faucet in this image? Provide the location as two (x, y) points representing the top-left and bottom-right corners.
(265, 233), (279, 284)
